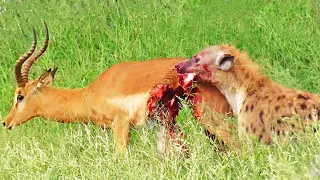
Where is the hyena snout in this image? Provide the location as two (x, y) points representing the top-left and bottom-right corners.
(176, 58), (199, 74)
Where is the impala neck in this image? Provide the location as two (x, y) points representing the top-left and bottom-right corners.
(37, 87), (91, 123)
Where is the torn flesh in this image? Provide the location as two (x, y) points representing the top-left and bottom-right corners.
(178, 73), (197, 90)
(178, 73), (202, 118)
(147, 72), (201, 157)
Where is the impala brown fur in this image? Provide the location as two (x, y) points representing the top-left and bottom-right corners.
(4, 56), (185, 153)
(195, 83), (233, 146)
(3, 23), (232, 154)
(176, 44), (320, 145)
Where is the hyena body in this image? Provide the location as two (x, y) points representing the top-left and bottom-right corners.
(176, 44), (320, 144)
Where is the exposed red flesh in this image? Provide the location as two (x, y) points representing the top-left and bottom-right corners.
(177, 73), (202, 118)
(147, 83), (189, 156)
(146, 72), (202, 157)
(178, 73), (197, 90)
(147, 84), (183, 125)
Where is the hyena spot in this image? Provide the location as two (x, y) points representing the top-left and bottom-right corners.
(271, 126), (275, 131)
(300, 103), (307, 110)
(248, 90), (256, 96)
(250, 104), (254, 111)
(252, 127), (256, 133)
(297, 94), (309, 100)
(275, 106), (280, 111)
(204, 130), (216, 141)
(277, 95), (286, 101)
(259, 110), (264, 124)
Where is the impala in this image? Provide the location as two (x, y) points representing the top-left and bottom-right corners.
(2, 22), (233, 154)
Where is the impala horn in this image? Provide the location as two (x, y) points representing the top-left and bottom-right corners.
(14, 28), (37, 87)
(21, 21), (49, 84)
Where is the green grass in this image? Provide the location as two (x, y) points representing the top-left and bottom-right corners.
(1, 0), (320, 179)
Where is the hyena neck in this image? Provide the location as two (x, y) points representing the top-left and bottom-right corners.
(215, 69), (269, 116)
(216, 83), (247, 115)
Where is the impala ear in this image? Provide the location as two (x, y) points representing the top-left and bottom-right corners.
(36, 67), (58, 88)
(218, 54), (234, 71)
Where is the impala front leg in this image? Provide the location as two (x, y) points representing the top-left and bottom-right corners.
(112, 116), (130, 154)
(157, 124), (169, 154)
(157, 120), (189, 156)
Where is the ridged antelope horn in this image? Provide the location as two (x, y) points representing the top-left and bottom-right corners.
(14, 28), (37, 87)
(21, 21), (49, 83)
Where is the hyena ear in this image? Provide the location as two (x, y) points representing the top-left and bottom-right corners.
(36, 67), (58, 88)
(217, 53), (234, 71)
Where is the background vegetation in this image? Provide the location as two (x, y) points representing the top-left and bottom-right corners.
(0, 0), (320, 179)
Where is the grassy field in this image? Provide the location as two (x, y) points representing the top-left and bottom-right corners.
(0, 0), (320, 179)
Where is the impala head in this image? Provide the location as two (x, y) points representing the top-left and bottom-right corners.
(3, 22), (58, 130)
(176, 44), (237, 82)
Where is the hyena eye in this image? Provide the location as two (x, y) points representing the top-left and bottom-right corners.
(193, 56), (200, 63)
(17, 94), (24, 102)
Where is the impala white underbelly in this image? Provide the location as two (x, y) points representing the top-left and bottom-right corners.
(108, 92), (150, 125)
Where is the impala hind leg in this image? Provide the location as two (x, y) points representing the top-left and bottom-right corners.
(112, 116), (130, 154)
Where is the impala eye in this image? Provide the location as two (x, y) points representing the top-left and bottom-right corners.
(17, 94), (24, 102)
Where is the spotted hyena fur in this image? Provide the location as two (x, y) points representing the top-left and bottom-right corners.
(176, 44), (320, 145)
